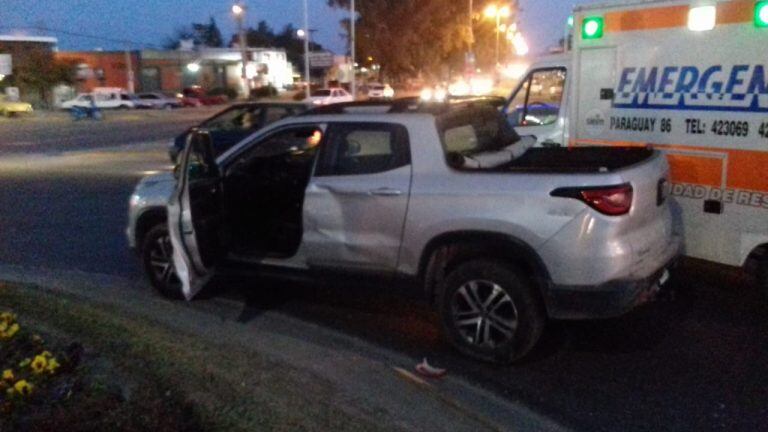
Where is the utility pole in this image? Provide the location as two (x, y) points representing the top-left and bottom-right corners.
(350, 0), (356, 99)
(303, 0), (311, 99)
(124, 48), (135, 93)
(233, 2), (249, 98)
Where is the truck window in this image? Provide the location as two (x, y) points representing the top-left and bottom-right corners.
(315, 123), (410, 176)
(506, 68), (566, 127)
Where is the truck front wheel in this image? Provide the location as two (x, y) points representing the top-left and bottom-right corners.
(141, 224), (184, 299)
(439, 259), (545, 364)
(758, 259), (768, 299)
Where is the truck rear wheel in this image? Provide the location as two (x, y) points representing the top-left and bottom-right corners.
(439, 259), (545, 364)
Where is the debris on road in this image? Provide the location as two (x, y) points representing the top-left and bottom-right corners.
(415, 358), (447, 379)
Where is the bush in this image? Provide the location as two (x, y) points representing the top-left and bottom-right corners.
(250, 85), (278, 99)
(207, 87), (238, 101)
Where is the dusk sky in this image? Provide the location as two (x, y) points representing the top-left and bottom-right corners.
(1, 0), (591, 55)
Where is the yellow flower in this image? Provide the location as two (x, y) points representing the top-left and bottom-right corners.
(0, 321), (7, 332)
(4, 323), (19, 338)
(18, 358), (31, 368)
(0, 312), (14, 324)
(46, 358), (60, 375)
(30, 355), (47, 375)
(0, 323), (19, 340)
(1, 370), (13, 382)
(13, 380), (32, 396)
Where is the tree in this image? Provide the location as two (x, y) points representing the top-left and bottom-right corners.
(328, 0), (519, 80)
(14, 51), (76, 105)
(164, 16), (224, 49)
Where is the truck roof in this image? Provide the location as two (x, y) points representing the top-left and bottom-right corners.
(574, 0), (685, 12)
(302, 96), (506, 116)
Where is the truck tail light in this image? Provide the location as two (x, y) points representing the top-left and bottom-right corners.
(551, 184), (633, 216)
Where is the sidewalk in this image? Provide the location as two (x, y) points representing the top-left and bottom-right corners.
(0, 265), (568, 431)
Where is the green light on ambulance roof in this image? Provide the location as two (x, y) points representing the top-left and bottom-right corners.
(756, 1), (768, 28)
(582, 16), (604, 39)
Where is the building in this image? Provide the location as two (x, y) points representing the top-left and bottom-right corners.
(54, 46), (295, 99)
(0, 35), (59, 104)
(55, 50), (140, 94)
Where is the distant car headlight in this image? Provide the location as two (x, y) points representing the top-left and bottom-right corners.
(383, 87), (395, 98)
(420, 88), (433, 102)
(434, 88), (448, 102)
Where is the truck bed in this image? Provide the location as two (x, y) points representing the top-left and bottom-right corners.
(504, 146), (654, 173)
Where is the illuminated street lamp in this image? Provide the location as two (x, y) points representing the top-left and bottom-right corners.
(484, 4), (511, 66)
(232, 2), (250, 97)
(186, 63), (201, 73)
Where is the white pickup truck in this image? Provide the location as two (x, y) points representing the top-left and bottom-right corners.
(128, 101), (680, 362)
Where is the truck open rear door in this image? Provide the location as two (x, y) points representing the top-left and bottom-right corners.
(168, 131), (223, 300)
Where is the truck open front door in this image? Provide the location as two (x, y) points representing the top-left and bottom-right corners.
(168, 131), (223, 300)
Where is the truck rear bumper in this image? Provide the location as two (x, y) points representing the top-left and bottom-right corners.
(545, 261), (676, 320)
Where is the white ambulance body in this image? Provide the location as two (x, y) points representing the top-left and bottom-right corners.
(506, 0), (768, 276)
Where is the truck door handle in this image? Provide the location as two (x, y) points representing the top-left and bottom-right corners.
(541, 140), (561, 148)
(369, 187), (402, 196)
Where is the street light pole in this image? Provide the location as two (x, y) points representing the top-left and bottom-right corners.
(303, 0), (311, 99)
(495, 14), (501, 66)
(350, 0), (356, 99)
(233, 3), (249, 98)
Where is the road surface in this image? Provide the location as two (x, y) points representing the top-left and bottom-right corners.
(0, 111), (765, 431)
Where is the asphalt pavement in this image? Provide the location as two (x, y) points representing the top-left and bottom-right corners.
(0, 110), (766, 431)
(0, 107), (219, 154)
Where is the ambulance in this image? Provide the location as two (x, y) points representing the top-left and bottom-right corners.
(505, 0), (768, 290)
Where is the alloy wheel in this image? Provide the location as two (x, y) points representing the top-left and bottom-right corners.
(148, 234), (180, 289)
(451, 280), (519, 348)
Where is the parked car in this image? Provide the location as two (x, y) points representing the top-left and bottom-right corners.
(0, 95), (33, 117)
(128, 101), (680, 363)
(136, 92), (183, 110)
(168, 101), (309, 163)
(182, 86), (228, 106)
(304, 88), (354, 106)
(61, 91), (137, 110)
(367, 83), (395, 100)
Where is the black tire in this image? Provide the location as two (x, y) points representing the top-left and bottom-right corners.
(141, 224), (184, 299)
(757, 259), (768, 299)
(439, 259), (545, 364)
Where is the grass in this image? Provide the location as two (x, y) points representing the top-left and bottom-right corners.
(0, 283), (388, 432)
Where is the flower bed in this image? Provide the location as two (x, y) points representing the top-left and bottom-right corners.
(0, 311), (78, 415)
